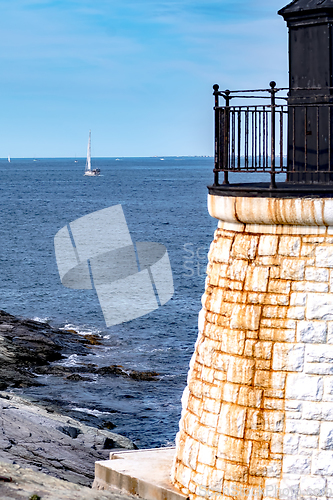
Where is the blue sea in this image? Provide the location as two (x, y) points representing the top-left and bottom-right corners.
(0, 156), (218, 448)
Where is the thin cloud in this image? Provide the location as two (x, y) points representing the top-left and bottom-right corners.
(0, 0), (289, 156)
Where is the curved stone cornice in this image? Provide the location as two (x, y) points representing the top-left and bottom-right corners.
(208, 194), (333, 227)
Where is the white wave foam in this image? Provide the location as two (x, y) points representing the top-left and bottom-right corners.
(71, 407), (112, 416)
(57, 354), (81, 367)
(32, 316), (48, 323)
(61, 323), (103, 337)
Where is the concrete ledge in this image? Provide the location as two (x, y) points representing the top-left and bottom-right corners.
(93, 448), (188, 500)
(208, 193), (333, 226)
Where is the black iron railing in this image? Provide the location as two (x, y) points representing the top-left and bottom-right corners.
(213, 82), (333, 190)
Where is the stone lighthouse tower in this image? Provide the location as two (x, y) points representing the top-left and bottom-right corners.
(171, 1), (333, 499)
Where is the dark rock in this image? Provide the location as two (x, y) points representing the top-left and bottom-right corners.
(0, 310), (91, 388)
(100, 421), (116, 430)
(85, 334), (102, 346)
(103, 437), (119, 449)
(96, 364), (159, 380)
(66, 374), (91, 382)
(34, 365), (74, 376)
(97, 365), (126, 376)
(129, 370), (159, 381)
(57, 426), (82, 439)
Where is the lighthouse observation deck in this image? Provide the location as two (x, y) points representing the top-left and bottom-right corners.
(211, 82), (333, 198)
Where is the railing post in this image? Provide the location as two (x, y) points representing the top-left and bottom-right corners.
(270, 81), (277, 189)
(223, 91), (230, 185)
(213, 84), (220, 185)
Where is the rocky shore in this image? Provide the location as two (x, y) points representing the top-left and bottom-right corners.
(0, 460), (136, 499)
(0, 309), (159, 390)
(0, 309), (159, 497)
(0, 392), (135, 486)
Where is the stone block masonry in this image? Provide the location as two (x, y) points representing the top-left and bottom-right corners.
(171, 196), (333, 500)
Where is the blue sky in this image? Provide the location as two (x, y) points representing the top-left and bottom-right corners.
(0, 0), (288, 157)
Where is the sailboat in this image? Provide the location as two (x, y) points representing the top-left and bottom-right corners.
(84, 130), (100, 176)
(7, 156), (10, 163)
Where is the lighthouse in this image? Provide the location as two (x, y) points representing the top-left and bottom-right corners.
(172, 1), (333, 499)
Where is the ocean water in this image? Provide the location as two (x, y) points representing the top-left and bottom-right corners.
(0, 156), (219, 448)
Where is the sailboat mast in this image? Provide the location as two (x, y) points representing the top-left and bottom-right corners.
(86, 130), (91, 171)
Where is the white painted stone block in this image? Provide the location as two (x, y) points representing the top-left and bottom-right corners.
(299, 435), (319, 449)
(312, 451), (333, 476)
(231, 234), (258, 260)
(200, 410), (219, 429)
(285, 419), (320, 435)
(303, 402), (333, 421)
(189, 353), (196, 371)
(326, 478), (333, 497)
(285, 409), (302, 420)
(324, 378), (333, 402)
(228, 259), (248, 281)
(306, 293), (333, 321)
(198, 308), (205, 334)
(305, 266), (329, 282)
(305, 363), (333, 375)
(316, 246), (333, 268)
(276, 478), (300, 500)
(290, 293), (307, 307)
(279, 236), (301, 257)
(210, 470), (224, 493)
(217, 403), (246, 438)
(258, 235), (278, 256)
(223, 383), (240, 403)
(203, 396), (221, 415)
(272, 343), (305, 372)
(285, 374), (324, 401)
(183, 437), (200, 470)
(287, 307), (305, 320)
(197, 443), (215, 466)
(299, 476), (326, 496)
(297, 321), (327, 344)
(286, 401), (303, 412)
(327, 323), (333, 344)
(247, 409), (284, 432)
(176, 466), (192, 490)
(230, 304), (261, 331)
(283, 455), (311, 475)
(283, 434), (300, 454)
(281, 259), (305, 281)
(306, 345), (333, 363)
(330, 269), (333, 295)
(244, 266), (269, 292)
(292, 280), (329, 292)
(320, 422), (333, 450)
(270, 434), (283, 454)
(181, 387), (190, 410)
(226, 357), (255, 385)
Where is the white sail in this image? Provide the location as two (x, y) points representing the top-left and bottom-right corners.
(8, 155), (10, 163)
(85, 130), (91, 172)
(84, 130), (100, 176)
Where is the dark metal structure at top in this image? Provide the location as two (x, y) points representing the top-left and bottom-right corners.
(280, 0), (333, 94)
(210, 0), (333, 197)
